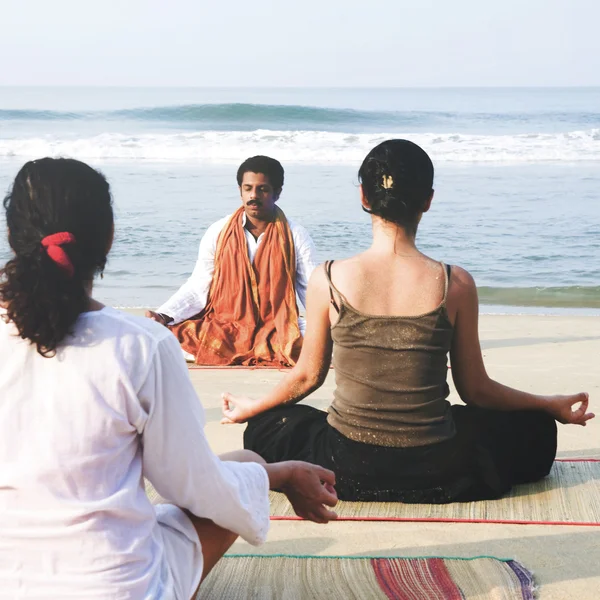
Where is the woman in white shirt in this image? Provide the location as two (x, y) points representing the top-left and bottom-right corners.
(0, 158), (337, 599)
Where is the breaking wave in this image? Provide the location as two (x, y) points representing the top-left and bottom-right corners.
(0, 129), (598, 164)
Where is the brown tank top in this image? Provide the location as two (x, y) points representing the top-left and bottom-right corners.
(325, 261), (456, 448)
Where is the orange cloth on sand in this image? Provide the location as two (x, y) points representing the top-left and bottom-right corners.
(170, 206), (303, 366)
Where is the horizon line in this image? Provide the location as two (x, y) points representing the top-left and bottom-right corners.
(1, 84), (599, 90)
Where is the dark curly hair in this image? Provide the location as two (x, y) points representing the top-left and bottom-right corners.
(358, 139), (434, 233)
(0, 158), (113, 357)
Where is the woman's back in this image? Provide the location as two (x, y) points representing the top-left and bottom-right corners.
(327, 252), (447, 317)
(0, 307), (168, 596)
(236, 138), (587, 504)
(326, 256), (456, 448)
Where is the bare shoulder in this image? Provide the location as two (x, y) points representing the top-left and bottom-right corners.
(326, 254), (373, 296)
(446, 265), (479, 317)
(308, 257), (364, 294)
(329, 254), (366, 276)
(308, 262), (330, 291)
(306, 264), (335, 313)
(448, 265), (477, 291)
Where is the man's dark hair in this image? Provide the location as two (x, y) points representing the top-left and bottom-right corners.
(236, 156), (284, 190)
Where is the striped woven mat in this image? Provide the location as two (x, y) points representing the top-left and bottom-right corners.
(187, 364), (291, 370)
(145, 460), (600, 526)
(197, 554), (535, 600)
(268, 460), (600, 525)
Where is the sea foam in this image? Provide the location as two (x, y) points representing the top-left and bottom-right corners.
(0, 129), (598, 164)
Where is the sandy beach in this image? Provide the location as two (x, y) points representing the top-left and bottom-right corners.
(132, 311), (600, 598)
(1, 5), (598, 594)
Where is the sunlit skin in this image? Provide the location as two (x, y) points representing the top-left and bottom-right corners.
(222, 186), (594, 428)
(239, 171), (281, 239)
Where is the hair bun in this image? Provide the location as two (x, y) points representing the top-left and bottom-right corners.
(358, 139), (434, 231)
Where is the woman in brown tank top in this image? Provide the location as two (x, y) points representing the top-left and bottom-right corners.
(222, 139), (593, 502)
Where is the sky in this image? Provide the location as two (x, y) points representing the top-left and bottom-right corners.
(0, 0), (598, 87)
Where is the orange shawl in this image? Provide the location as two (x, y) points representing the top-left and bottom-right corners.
(171, 206), (303, 366)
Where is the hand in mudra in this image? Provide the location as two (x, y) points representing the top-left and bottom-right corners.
(221, 393), (258, 424)
(547, 392), (594, 426)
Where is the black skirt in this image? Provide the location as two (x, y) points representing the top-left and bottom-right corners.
(243, 404), (557, 503)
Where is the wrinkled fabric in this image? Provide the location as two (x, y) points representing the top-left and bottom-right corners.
(156, 212), (317, 331)
(171, 207), (302, 366)
(245, 403), (557, 503)
(0, 307), (270, 599)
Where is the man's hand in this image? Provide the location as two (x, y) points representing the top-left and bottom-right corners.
(221, 392), (259, 424)
(265, 461), (338, 524)
(145, 310), (172, 327)
(547, 392), (594, 426)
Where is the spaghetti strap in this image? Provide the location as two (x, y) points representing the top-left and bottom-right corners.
(324, 261), (340, 313)
(442, 262), (451, 303)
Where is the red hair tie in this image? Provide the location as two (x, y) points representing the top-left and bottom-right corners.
(41, 232), (77, 278)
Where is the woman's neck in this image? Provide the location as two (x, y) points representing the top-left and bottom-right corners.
(370, 218), (420, 257)
(87, 298), (105, 312)
(84, 282), (105, 312)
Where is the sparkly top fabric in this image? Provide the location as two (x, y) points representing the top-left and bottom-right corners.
(326, 262), (456, 448)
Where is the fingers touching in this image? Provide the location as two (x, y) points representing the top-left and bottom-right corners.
(221, 393), (238, 424)
(568, 393), (594, 426)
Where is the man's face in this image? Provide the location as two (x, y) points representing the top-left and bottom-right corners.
(239, 172), (280, 220)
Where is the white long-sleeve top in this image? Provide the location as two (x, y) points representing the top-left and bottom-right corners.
(157, 213), (318, 332)
(0, 306), (270, 599)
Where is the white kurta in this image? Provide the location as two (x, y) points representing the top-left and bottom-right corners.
(157, 213), (318, 333)
(0, 306), (270, 599)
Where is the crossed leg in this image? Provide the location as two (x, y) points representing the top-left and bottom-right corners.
(187, 449), (267, 599)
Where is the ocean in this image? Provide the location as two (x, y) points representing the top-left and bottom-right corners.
(0, 86), (599, 313)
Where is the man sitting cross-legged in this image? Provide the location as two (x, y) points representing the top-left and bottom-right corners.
(147, 156), (317, 366)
